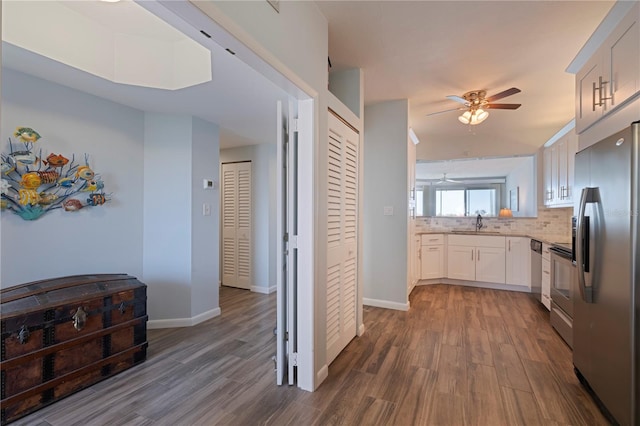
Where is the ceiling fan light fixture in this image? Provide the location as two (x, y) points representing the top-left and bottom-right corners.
(458, 108), (489, 125)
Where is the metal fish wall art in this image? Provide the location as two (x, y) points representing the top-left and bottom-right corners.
(1, 127), (111, 220)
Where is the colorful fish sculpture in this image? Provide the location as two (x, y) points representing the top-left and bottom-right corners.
(37, 170), (60, 184)
(14, 127), (41, 144)
(9, 151), (38, 165)
(38, 192), (59, 205)
(43, 153), (69, 168)
(57, 177), (75, 188)
(20, 172), (41, 190)
(18, 189), (40, 206)
(81, 179), (104, 192)
(75, 165), (95, 181)
(63, 199), (83, 211)
(87, 193), (107, 206)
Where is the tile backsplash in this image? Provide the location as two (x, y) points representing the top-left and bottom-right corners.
(416, 207), (573, 239)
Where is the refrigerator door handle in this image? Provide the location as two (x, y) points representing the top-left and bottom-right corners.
(577, 187), (598, 303)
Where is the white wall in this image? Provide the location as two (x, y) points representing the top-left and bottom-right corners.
(329, 69), (362, 118)
(191, 117), (220, 317)
(220, 143), (276, 293)
(1, 69), (144, 287)
(143, 113), (220, 324)
(143, 114), (193, 321)
(506, 156), (536, 217)
(363, 100), (409, 307)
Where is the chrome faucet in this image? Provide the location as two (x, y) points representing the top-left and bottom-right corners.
(476, 214), (484, 232)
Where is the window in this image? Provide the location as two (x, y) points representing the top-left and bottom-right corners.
(434, 187), (498, 216)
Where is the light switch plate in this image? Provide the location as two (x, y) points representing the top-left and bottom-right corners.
(383, 206), (394, 216)
(203, 179), (217, 189)
(203, 203), (211, 216)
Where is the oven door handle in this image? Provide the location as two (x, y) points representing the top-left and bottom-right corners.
(576, 187), (598, 303)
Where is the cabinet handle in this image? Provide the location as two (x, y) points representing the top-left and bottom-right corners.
(543, 270), (550, 275)
(593, 76), (612, 110)
(428, 247), (438, 251)
(429, 238), (439, 242)
(508, 240), (511, 251)
(471, 250), (474, 261)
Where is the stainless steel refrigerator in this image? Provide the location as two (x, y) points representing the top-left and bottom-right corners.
(573, 120), (640, 425)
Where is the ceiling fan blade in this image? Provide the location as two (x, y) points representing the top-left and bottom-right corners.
(446, 95), (469, 105)
(485, 103), (521, 110)
(485, 87), (521, 103)
(426, 107), (464, 117)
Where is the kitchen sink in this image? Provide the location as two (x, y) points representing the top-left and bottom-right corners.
(450, 230), (504, 236)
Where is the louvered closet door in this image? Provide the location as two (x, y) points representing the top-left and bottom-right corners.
(326, 112), (359, 364)
(221, 162), (252, 289)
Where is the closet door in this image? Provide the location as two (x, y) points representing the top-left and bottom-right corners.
(326, 112), (359, 364)
(221, 162), (252, 289)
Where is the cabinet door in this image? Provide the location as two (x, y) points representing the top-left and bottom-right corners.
(576, 54), (604, 134)
(550, 143), (560, 205)
(556, 138), (568, 204)
(566, 132), (577, 203)
(607, 4), (639, 110)
(447, 245), (475, 281)
(505, 237), (530, 287)
(421, 245), (444, 280)
(542, 258), (551, 310)
(543, 147), (553, 206)
(476, 247), (506, 284)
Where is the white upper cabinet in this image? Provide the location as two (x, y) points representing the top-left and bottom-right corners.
(575, 3), (639, 134)
(543, 127), (577, 208)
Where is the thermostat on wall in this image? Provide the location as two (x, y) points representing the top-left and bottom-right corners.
(203, 179), (217, 189)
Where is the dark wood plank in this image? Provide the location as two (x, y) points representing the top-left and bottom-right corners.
(11, 285), (610, 426)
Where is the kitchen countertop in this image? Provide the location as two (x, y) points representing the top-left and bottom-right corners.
(416, 231), (571, 246)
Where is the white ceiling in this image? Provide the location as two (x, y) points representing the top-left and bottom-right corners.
(1, 1), (289, 150)
(317, 0), (614, 160)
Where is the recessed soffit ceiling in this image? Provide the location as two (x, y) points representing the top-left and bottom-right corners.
(416, 156), (533, 181)
(317, 1), (615, 160)
(2, 0), (211, 90)
(1, 0), (290, 149)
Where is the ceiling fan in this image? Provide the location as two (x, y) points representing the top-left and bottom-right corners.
(434, 173), (461, 184)
(427, 87), (522, 125)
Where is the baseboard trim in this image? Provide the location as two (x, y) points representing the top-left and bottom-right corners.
(316, 364), (329, 388)
(417, 278), (531, 293)
(251, 285), (277, 294)
(147, 307), (221, 329)
(363, 298), (410, 311)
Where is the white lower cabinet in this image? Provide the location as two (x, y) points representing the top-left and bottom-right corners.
(505, 237), (531, 288)
(475, 247), (506, 284)
(446, 235), (506, 284)
(446, 245), (475, 281)
(420, 234), (445, 279)
(541, 243), (551, 310)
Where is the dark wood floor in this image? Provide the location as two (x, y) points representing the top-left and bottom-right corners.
(13, 284), (608, 425)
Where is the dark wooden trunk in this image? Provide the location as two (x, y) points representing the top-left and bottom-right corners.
(1, 274), (147, 425)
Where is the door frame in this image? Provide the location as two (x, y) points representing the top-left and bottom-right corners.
(139, 0), (317, 391)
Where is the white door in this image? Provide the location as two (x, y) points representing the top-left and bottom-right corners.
(221, 162), (252, 289)
(276, 100), (298, 385)
(326, 111), (359, 364)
